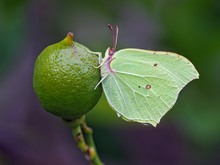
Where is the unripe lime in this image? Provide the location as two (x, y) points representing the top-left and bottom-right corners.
(33, 33), (102, 119)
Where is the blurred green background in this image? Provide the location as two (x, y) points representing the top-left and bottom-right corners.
(0, 0), (220, 165)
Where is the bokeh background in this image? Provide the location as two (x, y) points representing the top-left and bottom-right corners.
(0, 0), (220, 165)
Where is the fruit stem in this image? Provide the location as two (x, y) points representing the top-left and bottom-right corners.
(62, 32), (74, 46)
(64, 116), (104, 165)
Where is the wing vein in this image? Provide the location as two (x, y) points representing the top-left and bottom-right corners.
(113, 75), (140, 118)
(116, 74), (155, 121)
(115, 58), (186, 85)
(112, 75), (131, 118)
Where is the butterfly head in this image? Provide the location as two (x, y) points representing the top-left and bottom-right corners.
(108, 47), (115, 56)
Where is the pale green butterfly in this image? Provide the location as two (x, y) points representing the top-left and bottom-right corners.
(95, 25), (199, 127)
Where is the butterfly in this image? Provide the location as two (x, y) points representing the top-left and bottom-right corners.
(95, 25), (199, 127)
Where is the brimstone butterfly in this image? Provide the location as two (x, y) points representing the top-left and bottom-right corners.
(96, 25), (199, 127)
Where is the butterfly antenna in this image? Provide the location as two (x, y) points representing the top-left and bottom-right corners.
(114, 25), (119, 52)
(108, 24), (114, 51)
(108, 24), (119, 53)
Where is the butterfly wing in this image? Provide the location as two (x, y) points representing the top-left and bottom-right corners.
(114, 49), (199, 91)
(101, 49), (199, 126)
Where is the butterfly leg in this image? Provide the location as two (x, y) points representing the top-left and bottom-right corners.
(94, 74), (108, 90)
(85, 49), (102, 66)
(93, 57), (109, 69)
(93, 51), (102, 65)
(94, 52), (103, 68)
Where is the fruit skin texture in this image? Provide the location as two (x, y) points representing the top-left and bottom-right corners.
(33, 33), (102, 119)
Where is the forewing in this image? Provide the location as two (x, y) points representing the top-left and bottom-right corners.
(102, 59), (179, 126)
(113, 49), (199, 91)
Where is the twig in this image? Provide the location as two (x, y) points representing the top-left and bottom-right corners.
(81, 121), (103, 165)
(64, 116), (104, 165)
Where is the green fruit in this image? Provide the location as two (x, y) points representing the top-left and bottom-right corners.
(33, 33), (102, 119)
